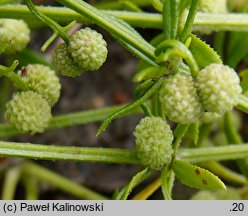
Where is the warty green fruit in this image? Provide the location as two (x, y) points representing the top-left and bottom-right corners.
(18, 64), (61, 107)
(6, 91), (52, 134)
(133, 117), (173, 170)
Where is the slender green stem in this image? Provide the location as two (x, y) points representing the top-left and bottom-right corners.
(178, 145), (248, 162)
(56, 0), (156, 63)
(132, 177), (161, 200)
(0, 104), (141, 139)
(223, 112), (248, 178)
(21, 162), (107, 200)
(25, 0), (69, 44)
(1, 166), (21, 200)
(2, 5), (248, 32)
(161, 124), (189, 200)
(201, 161), (247, 186)
(94, 0), (151, 9)
(162, 0), (179, 39)
(179, 0), (200, 42)
(0, 78), (10, 119)
(0, 61), (28, 91)
(161, 167), (172, 200)
(22, 174), (39, 200)
(163, 0), (172, 40)
(2, 141), (248, 164)
(119, 1), (143, 12)
(152, 0), (163, 12)
(0, 141), (139, 164)
(97, 78), (163, 136)
(155, 40), (199, 78)
(41, 20), (76, 52)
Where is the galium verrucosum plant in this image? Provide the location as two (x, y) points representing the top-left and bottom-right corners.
(2, 0), (248, 200)
(133, 116), (173, 170)
(53, 28), (108, 77)
(6, 91), (52, 134)
(5, 63), (60, 134)
(17, 64), (61, 107)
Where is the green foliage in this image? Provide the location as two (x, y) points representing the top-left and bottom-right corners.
(17, 64), (61, 107)
(0, 0), (248, 201)
(173, 160), (226, 190)
(189, 34), (222, 69)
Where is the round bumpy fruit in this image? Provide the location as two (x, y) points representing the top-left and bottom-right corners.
(133, 117), (173, 170)
(69, 28), (108, 72)
(6, 91), (52, 134)
(159, 73), (203, 124)
(0, 19), (30, 54)
(17, 64), (61, 107)
(196, 63), (242, 114)
(53, 43), (83, 78)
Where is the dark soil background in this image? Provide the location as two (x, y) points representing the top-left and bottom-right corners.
(0, 0), (212, 200)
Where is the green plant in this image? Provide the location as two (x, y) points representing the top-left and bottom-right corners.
(17, 64), (61, 107)
(6, 91), (52, 134)
(1, 0), (248, 200)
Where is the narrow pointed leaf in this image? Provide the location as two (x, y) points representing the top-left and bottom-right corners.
(189, 34), (222, 69)
(173, 160), (226, 190)
(97, 78), (163, 136)
(56, 0), (156, 64)
(116, 168), (152, 200)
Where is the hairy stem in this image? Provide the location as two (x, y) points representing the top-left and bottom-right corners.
(0, 141), (139, 164)
(1, 5), (248, 32)
(25, 0), (69, 43)
(2, 142), (248, 164)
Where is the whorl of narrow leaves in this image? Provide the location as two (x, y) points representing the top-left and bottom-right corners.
(133, 117), (173, 170)
(6, 91), (52, 134)
(17, 64), (61, 107)
(0, 19), (30, 54)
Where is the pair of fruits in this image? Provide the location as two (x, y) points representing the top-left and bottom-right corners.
(6, 64), (61, 134)
(5, 26), (108, 134)
(53, 27), (108, 77)
(159, 63), (242, 124)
